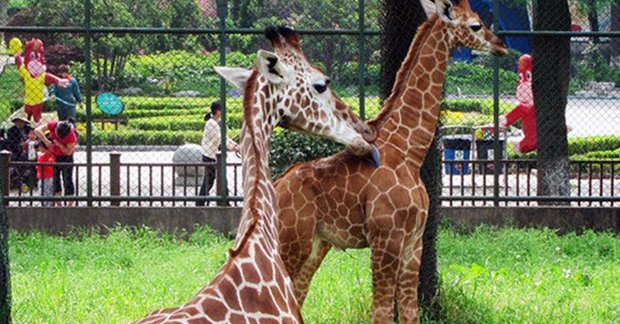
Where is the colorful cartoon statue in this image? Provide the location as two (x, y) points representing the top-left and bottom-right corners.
(500, 54), (537, 154)
(10, 38), (68, 124)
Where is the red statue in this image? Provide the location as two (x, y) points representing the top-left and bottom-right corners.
(12, 38), (68, 124)
(500, 54), (537, 154)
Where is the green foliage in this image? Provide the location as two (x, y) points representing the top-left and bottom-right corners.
(441, 98), (513, 115)
(472, 48), (524, 72)
(8, 226), (620, 322)
(571, 45), (620, 91)
(445, 62), (518, 96)
(567, 136), (620, 156)
(21, 0), (205, 90)
(0, 65), (24, 122)
(571, 147), (620, 160)
(506, 136), (620, 161)
(85, 130), (202, 146)
(269, 129), (343, 178)
(437, 226), (620, 323)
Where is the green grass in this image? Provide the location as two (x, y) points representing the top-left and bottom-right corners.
(8, 225), (619, 323)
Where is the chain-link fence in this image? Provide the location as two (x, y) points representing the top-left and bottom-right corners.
(0, 0), (617, 208)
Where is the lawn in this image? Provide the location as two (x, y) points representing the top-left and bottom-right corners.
(8, 225), (619, 323)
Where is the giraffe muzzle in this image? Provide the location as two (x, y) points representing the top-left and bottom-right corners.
(346, 139), (381, 167)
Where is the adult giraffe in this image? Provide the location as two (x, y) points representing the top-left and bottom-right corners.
(274, 0), (508, 322)
(136, 26), (379, 323)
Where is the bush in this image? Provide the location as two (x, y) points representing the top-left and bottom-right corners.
(270, 129), (343, 178)
(73, 50), (256, 95)
(568, 136), (620, 156)
(445, 62), (517, 96)
(83, 130), (203, 146)
(506, 136), (620, 160)
(570, 45), (620, 91)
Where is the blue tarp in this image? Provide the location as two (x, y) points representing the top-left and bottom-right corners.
(453, 0), (531, 62)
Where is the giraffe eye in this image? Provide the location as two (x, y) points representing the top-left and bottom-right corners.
(313, 82), (328, 94)
(470, 24), (482, 32)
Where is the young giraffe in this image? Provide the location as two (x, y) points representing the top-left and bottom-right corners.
(135, 26), (378, 323)
(274, 1), (508, 322)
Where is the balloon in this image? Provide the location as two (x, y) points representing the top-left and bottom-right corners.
(9, 38), (23, 55)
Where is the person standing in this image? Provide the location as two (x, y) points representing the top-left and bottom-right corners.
(34, 118), (77, 206)
(196, 101), (240, 207)
(35, 142), (55, 207)
(53, 65), (82, 121)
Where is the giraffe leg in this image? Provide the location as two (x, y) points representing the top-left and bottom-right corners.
(369, 226), (406, 323)
(396, 231), (425, 323)
(293, 238), (332, 306)
(396, 196), (428, 324)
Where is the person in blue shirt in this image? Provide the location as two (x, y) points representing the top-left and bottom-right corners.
(53, 65), (82, 121)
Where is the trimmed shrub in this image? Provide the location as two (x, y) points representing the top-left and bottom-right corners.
(270, 129), (343, 178)
(83, 130), (203, 146)
(445, 62), (517, 96)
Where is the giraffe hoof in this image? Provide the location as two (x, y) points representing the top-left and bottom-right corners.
(369, 144), (381, 167)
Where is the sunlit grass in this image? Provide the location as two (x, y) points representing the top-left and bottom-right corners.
(9, 225), (620, 323)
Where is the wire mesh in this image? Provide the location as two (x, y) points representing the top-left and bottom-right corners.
(0, 0), (617, 208)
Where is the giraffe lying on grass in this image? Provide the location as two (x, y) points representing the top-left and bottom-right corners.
(136, 26), (379, 323)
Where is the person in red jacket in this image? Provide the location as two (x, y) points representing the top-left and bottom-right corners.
(35, 118), (77, 206)
(500, 54), (537, 154)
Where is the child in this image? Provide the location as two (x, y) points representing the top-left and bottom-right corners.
(36, 141), (56, 207)
(26, 130), (38, 162)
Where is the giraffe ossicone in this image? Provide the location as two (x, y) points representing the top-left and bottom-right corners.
(135, 25), (377, 323)
(274, 0), (508, 323)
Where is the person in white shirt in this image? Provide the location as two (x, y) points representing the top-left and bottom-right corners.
(197, 101), (240, 206)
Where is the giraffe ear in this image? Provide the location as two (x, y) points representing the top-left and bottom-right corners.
(435, 0), (455, 22)
(256, 49), (293, 85)
(214, 66), (252, 91)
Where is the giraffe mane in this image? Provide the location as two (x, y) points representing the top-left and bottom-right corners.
(228, 69), (263, 258)
(368, 14), (439, 130)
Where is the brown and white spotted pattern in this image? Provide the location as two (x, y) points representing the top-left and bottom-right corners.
(135, 26), (375, 324)
(274, 1), (508, 323)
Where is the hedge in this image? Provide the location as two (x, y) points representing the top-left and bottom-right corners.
(506, 136), (620, 160)
(270, 129), (343, 178)
(82, 130), (203, 146)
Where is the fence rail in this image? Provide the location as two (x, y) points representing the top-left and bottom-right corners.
(0, 0), (618, 208)
(2, 151), (617, 207)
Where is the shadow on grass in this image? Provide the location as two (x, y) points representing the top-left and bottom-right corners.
(421, 285), (516, 324)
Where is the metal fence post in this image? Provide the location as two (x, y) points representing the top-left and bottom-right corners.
(217, 0), (229, 206)
(358, 0), (366, 120)
(0, 152), (9, 207)
(109, 152), (121, 206)
(492, 0), (501, 207)
(215, 152), (225, 206)
(84, 0), (93, 207)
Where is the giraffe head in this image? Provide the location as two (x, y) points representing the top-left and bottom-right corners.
(216, 26), (379, 164)
(434, 0), (508, 56)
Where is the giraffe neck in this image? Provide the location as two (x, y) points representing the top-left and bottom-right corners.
(371, 15), (451, 166)
(232, 73), (281, 255)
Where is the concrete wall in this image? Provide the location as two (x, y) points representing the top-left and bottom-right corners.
(6, 206), (619, 236)
(441, 207), (620, 233)
(7, 207), (243, 237)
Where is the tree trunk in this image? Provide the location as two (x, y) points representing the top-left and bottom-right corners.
(611, 0), (620, 67)
(532, 0), (572, 203)
(380, 0), (439, 318)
